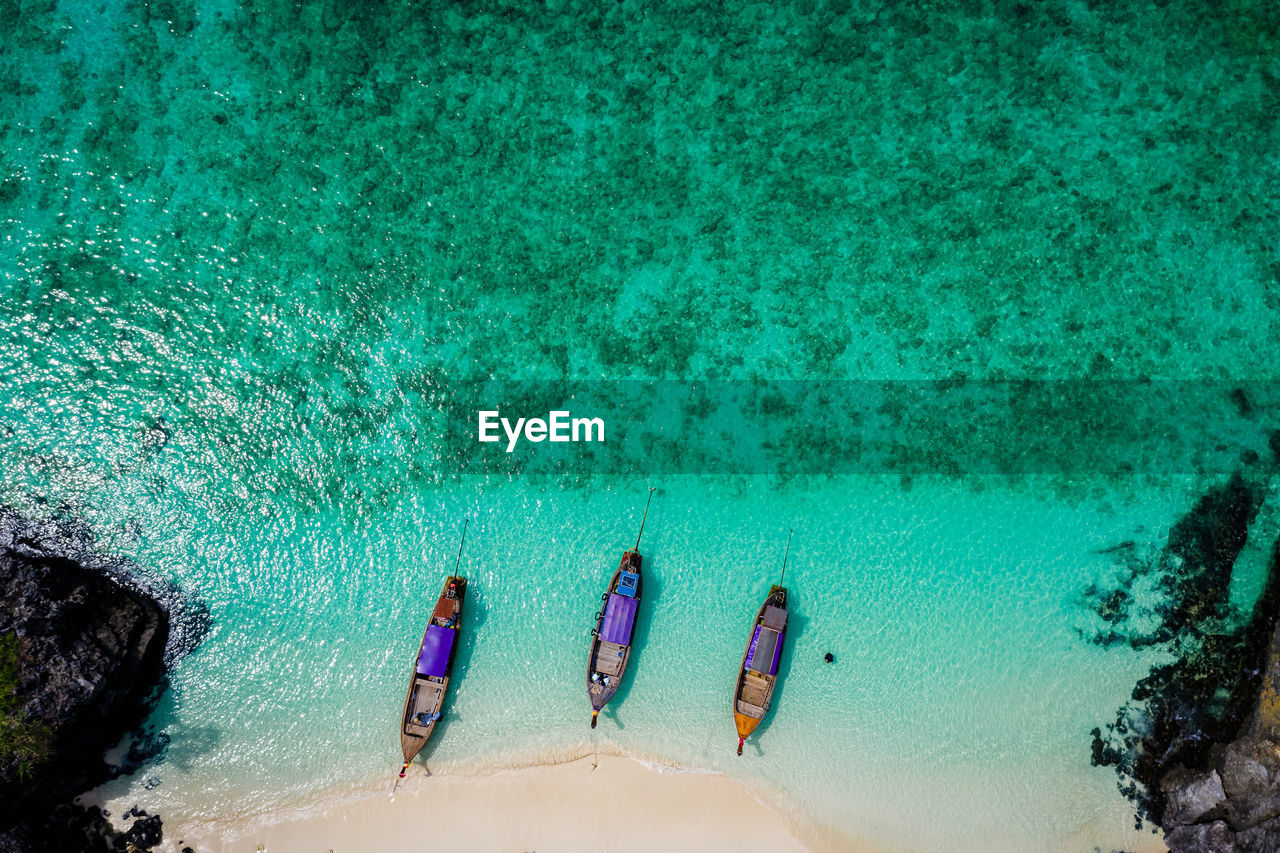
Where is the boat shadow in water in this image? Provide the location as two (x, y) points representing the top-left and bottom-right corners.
(598, 554), (664, 731)
(743, 590), (807, 755)
(414, 589), (489, 771)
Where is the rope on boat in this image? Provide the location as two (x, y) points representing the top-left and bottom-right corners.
(634, 487), (657, 551)
(452, 517), (469, 575)
(779, 529), (794, 586)
(392, 760), (409, 797)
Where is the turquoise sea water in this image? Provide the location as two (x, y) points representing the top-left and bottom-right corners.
(2, 0), (1279, 850)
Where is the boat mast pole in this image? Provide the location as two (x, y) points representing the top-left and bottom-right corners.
(779, 529), (793, 586)
(634, 487), (656, 551)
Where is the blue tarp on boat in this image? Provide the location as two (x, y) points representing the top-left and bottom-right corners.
(600, 592), (638, 645)
(416, 625), (456, 677)
(745, 625), (783, 675)
(617, 571), (639, 598)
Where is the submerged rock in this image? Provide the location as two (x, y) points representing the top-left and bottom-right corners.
(1080, 471), (1261, 651)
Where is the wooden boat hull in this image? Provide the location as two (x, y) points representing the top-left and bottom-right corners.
(587, 549), (642, 726)
(733, 584), (788, 754)
(400, 574), (466, 768)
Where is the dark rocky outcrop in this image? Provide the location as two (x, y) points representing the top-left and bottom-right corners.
(0, 804), (164, 853)
(0, 509), (206, 852)
(0, 547), (168, 820)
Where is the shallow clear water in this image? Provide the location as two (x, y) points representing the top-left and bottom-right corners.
(65, 476), (1191, 851)
(2, 0), (1278, 850)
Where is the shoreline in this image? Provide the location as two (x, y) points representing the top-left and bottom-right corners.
(159, 751), (868, 853)
(98, 745), (1172, 853)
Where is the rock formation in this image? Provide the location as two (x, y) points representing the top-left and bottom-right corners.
(1161, 536), (1280, 852)
(0, 509), (200, 852)
(0, 548), (168, 818)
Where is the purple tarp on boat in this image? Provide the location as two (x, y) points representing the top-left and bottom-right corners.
(415, 625), (456, 677)
(599, 592), (638, 645)
(744, 625), (783, 675)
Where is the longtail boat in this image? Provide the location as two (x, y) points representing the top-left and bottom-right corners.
(397, 523), (468, 780)
(587, 488), (655, 728)
(733, 533), (792, 756)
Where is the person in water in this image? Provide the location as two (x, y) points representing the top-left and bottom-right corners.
(824, 652), (835, 663)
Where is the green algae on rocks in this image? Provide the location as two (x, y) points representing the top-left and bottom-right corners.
(0, 632), (50, 783)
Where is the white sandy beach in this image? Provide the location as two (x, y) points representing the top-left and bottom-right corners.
(169, 754), (852, 853)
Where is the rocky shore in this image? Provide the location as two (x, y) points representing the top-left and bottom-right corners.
(0, 510), (202, 852)
(1086, 463), (1280, 852)
(1159, 533), (1280, 852)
